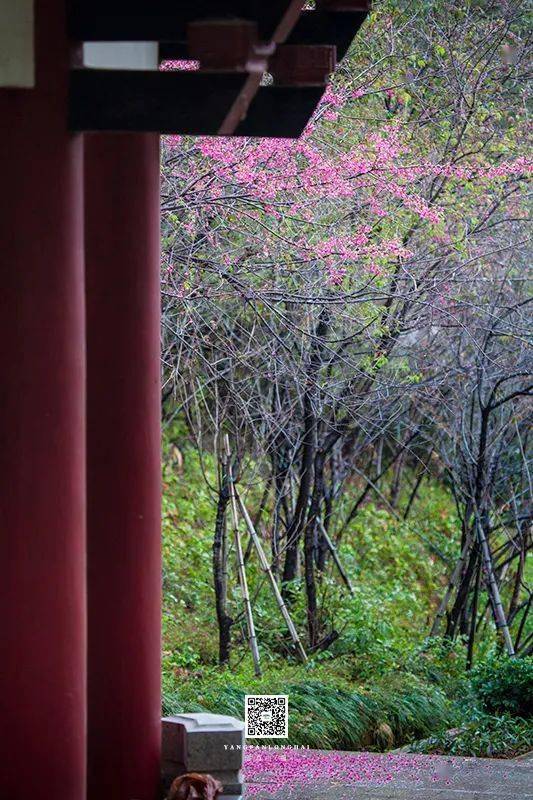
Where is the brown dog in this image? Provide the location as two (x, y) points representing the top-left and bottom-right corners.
(167, 772), (223, 800)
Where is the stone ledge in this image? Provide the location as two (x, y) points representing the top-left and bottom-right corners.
(162, 713), (245, 797)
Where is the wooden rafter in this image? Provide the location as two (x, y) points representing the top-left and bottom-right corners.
(68, 1), (372, 136)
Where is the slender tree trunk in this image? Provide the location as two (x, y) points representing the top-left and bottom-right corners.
(475, 515), (515, 656)
(281, 423), (314, 593)
(282, 309), (329, 596)
(389, 450), (406, 509)
(515, 595), (531, 651)
(508, 526), (526, 624)
(446, 537), (479, 639)
(317, 480), (333, 572)
(305, 446), (327, 645)
(466, 558), (481, 670)
(225, 437), (262, 676)
(213, 464), (233, 665)
(431, 538), (471, 637)
(304, 512), (320, 647)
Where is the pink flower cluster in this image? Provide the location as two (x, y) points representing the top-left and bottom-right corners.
(327, 266), (347, 286)
(160, 59), (200, 71)
(161, 70), (530, 286)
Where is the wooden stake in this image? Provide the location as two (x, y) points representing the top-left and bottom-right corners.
(224, 435), (262, 677)
(475, 518), (515, 657)
(236, 488), (308, 663)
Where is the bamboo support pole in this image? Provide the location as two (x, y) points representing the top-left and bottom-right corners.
(224, 435), (262, 677)
(317, 516), (355, 596)
(236, 489), (308, 663)
(475, 519), (515, 657)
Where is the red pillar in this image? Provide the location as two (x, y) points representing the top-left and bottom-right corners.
(0, 4), (86, 800)
(84, 133), (162, 800)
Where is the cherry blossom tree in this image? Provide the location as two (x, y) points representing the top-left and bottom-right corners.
(160, 0), (531, 657)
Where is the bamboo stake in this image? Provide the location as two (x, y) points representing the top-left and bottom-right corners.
(475, 518), (515, 657)
(236, 488), (308, 663)
(317, 516), (355, 596)
(224, 435), (262, 676)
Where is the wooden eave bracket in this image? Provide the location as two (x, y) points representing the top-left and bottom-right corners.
(68, 1), (372, 136)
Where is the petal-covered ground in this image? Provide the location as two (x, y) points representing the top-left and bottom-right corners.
(243, 748), (533, 799)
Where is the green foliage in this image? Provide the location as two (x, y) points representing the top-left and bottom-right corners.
(161, 422), (220, 673)
(161, 433), (459, 678)
(160, 434), (530, 757)
(162, 670), (453, 752)
(369, 673), (453, 743)
(405, 637), (470, 697)
(410, 711), (533, 759)
(471, 656), (533, 718)
(405, 655), (533, 757)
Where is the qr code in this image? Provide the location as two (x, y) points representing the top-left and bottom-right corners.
(245, 695), (288, 738)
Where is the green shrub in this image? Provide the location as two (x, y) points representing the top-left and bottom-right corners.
(410, 711), (533, 759)
(406, 637), (469, 696)
(471, 656), (533, 717)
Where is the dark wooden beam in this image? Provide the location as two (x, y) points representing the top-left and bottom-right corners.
(159, 8), (370, 65)
(269, 45), (336, 86)
(68, 69), (325, 138)
(186, 20), (262, 71)
(286, 9), (369, 61)
(68, 2), (371, 137)
(235, 85), (325, 138)
(69, 70), (248, 134)
(159, 42), (188, 62)
(68, 1), (305, 43)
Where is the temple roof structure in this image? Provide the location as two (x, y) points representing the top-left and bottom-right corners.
(68, 1), (371, 136)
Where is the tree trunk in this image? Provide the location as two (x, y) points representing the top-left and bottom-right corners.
(475, 515), (515, 656)
(466, 558), (481, 670)
(213, 465), (233, 665)
(282, 309), (329, 596)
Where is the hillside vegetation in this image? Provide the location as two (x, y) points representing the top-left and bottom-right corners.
(159, 0), (532, 758)
(161, 430), (532, 755)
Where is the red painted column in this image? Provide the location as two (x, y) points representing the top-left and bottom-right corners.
(0, 4), (86, 800)
(84, 133), (162, 800)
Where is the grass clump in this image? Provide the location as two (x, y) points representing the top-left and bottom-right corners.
(162, 671), (454, 752)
